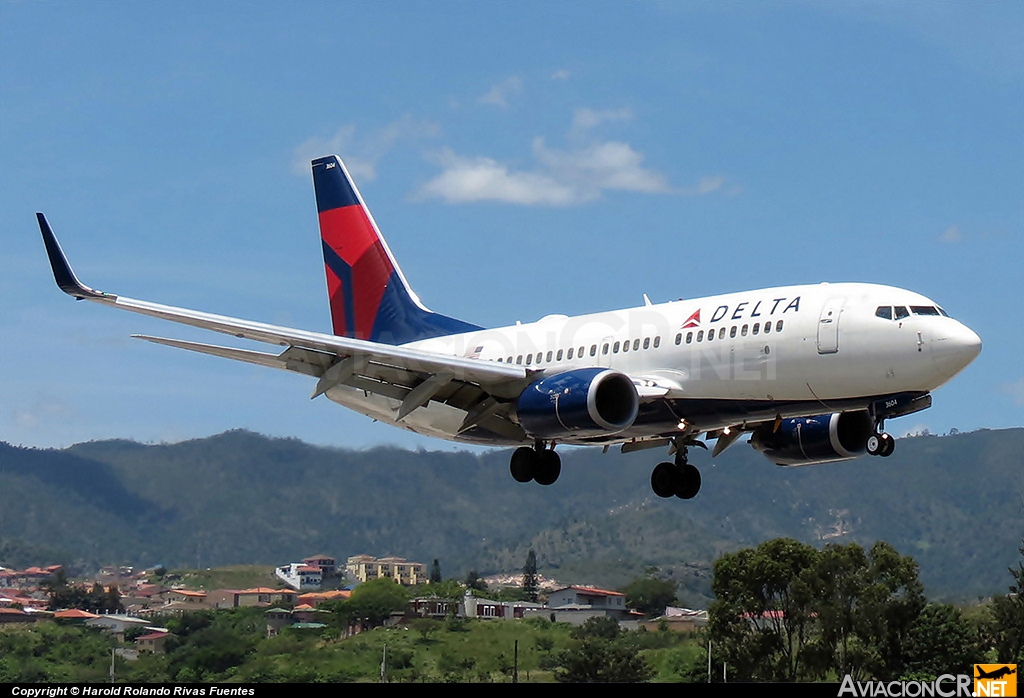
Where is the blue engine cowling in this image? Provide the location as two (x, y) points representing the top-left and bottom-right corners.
(516, 368), (639, 439)
(750, 411), (874, 466)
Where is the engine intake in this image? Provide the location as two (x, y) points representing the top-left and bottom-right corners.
(750, 411), (874, 466)
(516, 368), (639, 439)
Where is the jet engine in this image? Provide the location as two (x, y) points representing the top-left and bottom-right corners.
(750, 411), (875, 466)
(516, 368), (639, 439)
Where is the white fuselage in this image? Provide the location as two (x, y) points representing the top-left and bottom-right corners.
(323, 282), (981, 445)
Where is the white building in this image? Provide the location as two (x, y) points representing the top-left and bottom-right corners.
(275, 563), (323, 591)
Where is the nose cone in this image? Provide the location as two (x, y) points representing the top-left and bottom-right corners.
(931, 321), (982, 379)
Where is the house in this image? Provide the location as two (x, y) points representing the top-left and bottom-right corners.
(302, 555), (337, 577)
(136, 631), (172, 654)
(346, 555), (427, 586)
(297, 590), (350, 607)
(547, 585), (627, 610)
(460, 593), (545, 620)
(275, 563), (323, 591)
(208, 588), (298, 608)
(638, 607), (708, 633)
(54, 609), (100, 624)
(522, 585), (633, 626)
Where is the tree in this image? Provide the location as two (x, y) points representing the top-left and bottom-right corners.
(464, 570), (488, 593)
(708, 538), (820, 681)
(620, 577), (677, 618)
(523, 550), (538, 602)
(992, 540), (1024, 664)
(430, 559), (442, 584)
(555, 636), (653, 683)
(903, 604), (984, 678)
(342, 577), (410, 628)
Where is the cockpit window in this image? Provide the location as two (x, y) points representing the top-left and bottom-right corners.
(894, 306), (910, 320)
(875, 306), (893, 320)
(911, 306), (940, 316)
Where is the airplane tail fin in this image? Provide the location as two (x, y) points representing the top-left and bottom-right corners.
(311, 155), (481, 344)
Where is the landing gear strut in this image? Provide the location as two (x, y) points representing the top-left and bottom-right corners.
(509, 443), (561, 485)
(866, 419), (895, 457)
(651, 441), (702, 499)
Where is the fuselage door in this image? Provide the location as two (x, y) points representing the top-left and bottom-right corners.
(816, 297), (845, 354)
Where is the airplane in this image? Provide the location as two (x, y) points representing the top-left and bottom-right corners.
(36, 154), (982, 500)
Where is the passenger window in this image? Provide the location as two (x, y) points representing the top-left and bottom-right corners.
(602, 343), (609, 355)
(776, 320), (783, 332)
(876, 306), (893, 320)
(590, 345), (597, 357)
(675, 333), (682, 345)
(707, 329), (714, 341)
(557, 350), (563, 361)
(653, 336), (660, 348)
(567, 348), (574, 359)
(546, 351), (553, 361)
(895, 306), (909, 320)
(525, 354), (532, 365)
(697, 330), (704, 342)
(623, 340), (629, 353)
(730, 326), (737, 339)
(718, 328), (726, 340)
(643, 337), (650, 349)
(752, 323), (759, 335)
(507, 356), (513, 363)
(613, 341), (620, 353)
(741, 324), (748, 336)
(764, 322), (771, 334)
(536, 353), (542, 363)
(516, 355), (523, 364)
(686, 332), (693, 344)
(497, 357), (502, 362)
(579, 346), (585, 358)
(633, 339), (640, 351)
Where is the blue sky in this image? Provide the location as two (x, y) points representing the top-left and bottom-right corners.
(1, 2), (1021, 449)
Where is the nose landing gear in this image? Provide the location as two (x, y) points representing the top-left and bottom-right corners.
(509, 443), (562, 485)
(866, 418), (895, 457)
(650, 441), (702, 499)
(866, 432), (895, 457)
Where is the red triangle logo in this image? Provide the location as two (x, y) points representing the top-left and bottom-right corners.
(682, 309), (701, 328)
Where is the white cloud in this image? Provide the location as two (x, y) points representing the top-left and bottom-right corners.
(550, 69), (572, 81)
(1002, 378), (1024, 406)
(416, 149), (578, 206)
(417, 136), (724, 207)
(292, 115), (440, 179)
(571, 107), (634, 132)
(12, 399), (75, 430)
(479, 76), (524, 108)
(532, 137), (670, 195)
(940, 225), (962, 243)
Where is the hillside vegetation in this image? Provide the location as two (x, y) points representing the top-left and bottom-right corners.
(1, 427), (1022, 601)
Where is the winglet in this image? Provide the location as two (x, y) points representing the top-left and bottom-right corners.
(36, 213), (109, 300)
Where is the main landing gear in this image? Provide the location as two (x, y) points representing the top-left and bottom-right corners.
(509, 443), (561, 486)
(651, 441), (702, 500)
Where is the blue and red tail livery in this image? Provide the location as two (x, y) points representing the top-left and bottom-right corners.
(311, 155), (481, 344)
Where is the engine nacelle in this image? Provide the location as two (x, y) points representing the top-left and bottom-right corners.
(750, 411), (875, 466)
(516, 368), (639, 439)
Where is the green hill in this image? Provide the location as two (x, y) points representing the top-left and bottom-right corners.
(1, 427), (1022, 603)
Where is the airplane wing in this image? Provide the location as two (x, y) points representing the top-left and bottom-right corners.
(37, 213), (534, 437)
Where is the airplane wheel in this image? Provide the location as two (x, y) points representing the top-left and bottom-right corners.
(534, 449), (561, 486)
(651, 462), (677, 498)
(866, 434), (882, 456)
(676, 464), (701, 500)
(880, 433), (895, 457)
(510, 447), (536, 483)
